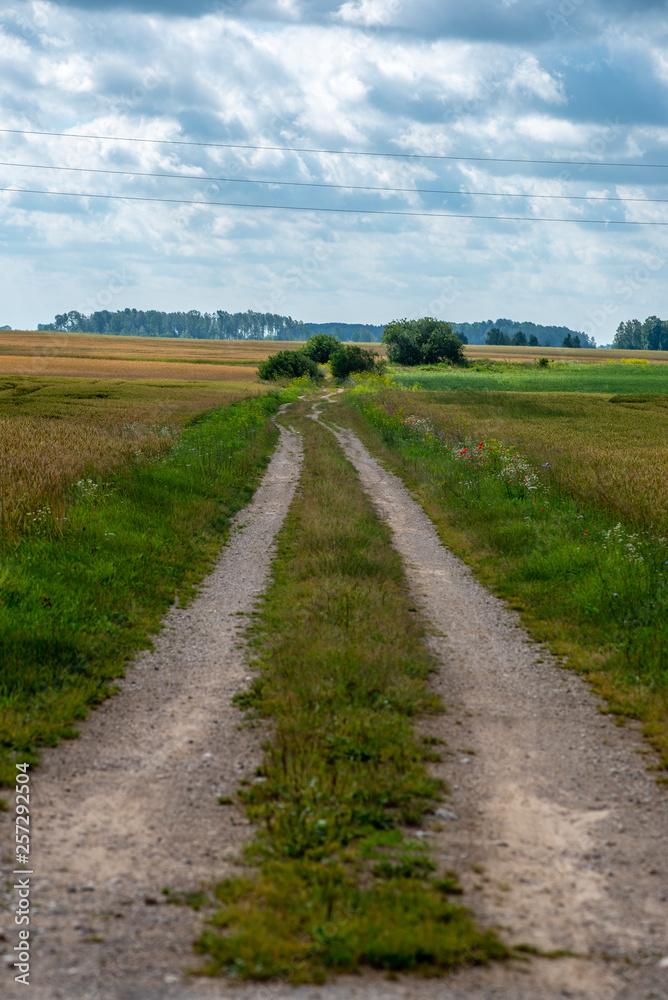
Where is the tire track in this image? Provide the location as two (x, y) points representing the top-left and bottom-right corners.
(306, 397), (668, 1000)
(1, 417), (303, 1000)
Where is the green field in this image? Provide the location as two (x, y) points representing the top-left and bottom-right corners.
(394, 361), (668, 394)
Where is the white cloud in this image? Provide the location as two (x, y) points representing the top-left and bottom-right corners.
(334, 0), (400, 28)
(509, 55), (565, 104)
(0, 3), (667, 338)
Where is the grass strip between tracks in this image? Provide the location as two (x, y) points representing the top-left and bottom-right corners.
(335, 382), (668, 769)
(0, 392), (286, 790)
(197, 405), (506, 983)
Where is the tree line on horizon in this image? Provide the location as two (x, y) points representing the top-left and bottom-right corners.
(36, 309), (383, 342)
(484, 327), (596, 348)
(32, 309), (590, 346)
(612, 316), (668, 352)
(451, 317), (592, 347)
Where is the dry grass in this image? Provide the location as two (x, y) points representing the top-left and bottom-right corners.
(462, 345), (668, 364)
(0, 331), (291, 362)
(386, 390), (668, 533)
(0, 375), (265, 536)
(2, 332), (665, 372)
(0, 331), (387, 369)
(0, 354), (262, 381)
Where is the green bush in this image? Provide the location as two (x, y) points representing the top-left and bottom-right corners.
(330, 345), (383, 379)
(258, 350), (320, 381)
(301, 333), (342, 364)
(382, 318), (467, 367)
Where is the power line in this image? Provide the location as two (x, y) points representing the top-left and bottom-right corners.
(1, 127), (667, 170)
(2, 159), (668, 204)
(2, 185), (667, 224)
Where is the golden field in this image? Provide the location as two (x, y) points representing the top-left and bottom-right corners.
(2, 332), (667, 379)
(0, 376), (264, 537)
(463, 344), (668, 364)
(390, 389), (668, 532)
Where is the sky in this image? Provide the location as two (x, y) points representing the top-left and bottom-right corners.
(1, 0), (668, 339)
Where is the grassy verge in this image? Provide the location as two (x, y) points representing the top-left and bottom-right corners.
(369, 388), (668, 534)
(334, 384), (668, 766)
(393, 359), (668, 394)
(0, 392), (284, 786)
(196, 406), (506, 983)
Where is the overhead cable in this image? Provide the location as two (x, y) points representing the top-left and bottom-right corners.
(2, 185), (667, 224)
(1, 127), (667, 170)
(2, 159), (668, 203)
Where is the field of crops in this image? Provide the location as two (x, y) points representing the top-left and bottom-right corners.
(0, 375), (264, 538)
(463, 345), (668, 364)
(0, 331), (309, 362)
(395, 360), (668, 394)
(364, 387), (668, 536)
(0, 331), (386, 379)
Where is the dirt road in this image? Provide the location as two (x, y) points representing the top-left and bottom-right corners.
(2, 396), (667, 1000)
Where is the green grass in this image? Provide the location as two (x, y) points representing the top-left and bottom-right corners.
(337, 385), (668, 765)
(394, 360), (668, 394)
(0, 393), (284, 785)
(196, 406), (506, 983)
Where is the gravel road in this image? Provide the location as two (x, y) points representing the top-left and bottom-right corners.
(2, 396), (667, 1000)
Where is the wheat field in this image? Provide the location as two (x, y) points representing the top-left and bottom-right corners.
(0, 376), (264, 537)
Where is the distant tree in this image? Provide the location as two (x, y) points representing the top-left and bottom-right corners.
(383, 318), (467, 366)
(485, 327), (510, 346)
(422, 327), (467, 365)
(511, 330), (527, 346)
(642, 315), (668, 351)
(454, 331), (468, 344)
(381, 319), (423, 365)
(330, 344), (383, 378)
(612, 319), (642, 350)
(528, 334), (539, 346)
(355, 326), (376, 342)
(301, 333), (341, 363)
(561, 334), (581, 348)
(258, 350), (320, 381)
